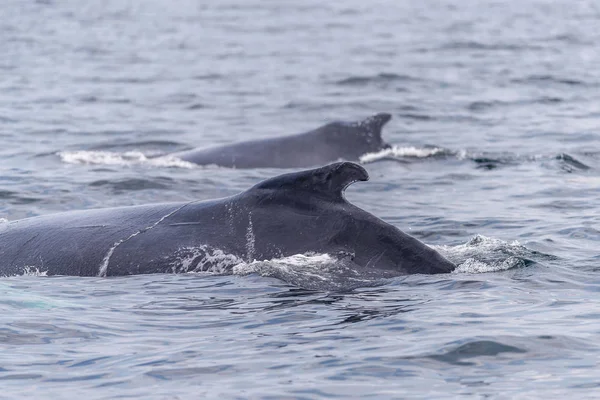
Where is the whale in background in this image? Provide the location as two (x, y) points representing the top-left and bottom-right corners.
(168, 113), (393, 168)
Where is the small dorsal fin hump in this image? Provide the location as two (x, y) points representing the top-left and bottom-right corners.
(323, 113), (392, 146)
(357, 113), (392, 136)
(251, 162), (369, 201)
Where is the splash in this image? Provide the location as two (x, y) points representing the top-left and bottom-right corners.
(433, 235), (532, 274)
(169, 248), (359, 289)
(452, 257), (523, 273)
(360, 145), (445, 163)
(58, 150), (196, 169)
(170, 246), (244, 274)
(21, 266), (49, 277)
(233, 252), (382, 291)
(233, 253), (337, 279)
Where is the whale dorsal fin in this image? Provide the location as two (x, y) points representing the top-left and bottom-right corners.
(355, 113), (392, 135)
(344, 112), (391, 141)
(251, 162), (369, 202)
(322, 113), (391, 148)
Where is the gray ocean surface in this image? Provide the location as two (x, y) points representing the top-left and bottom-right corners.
(2, 0), (600, 398)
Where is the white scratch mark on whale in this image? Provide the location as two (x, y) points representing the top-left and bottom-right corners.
(97, 203), (192, 277)
(245, 212), (255, 262)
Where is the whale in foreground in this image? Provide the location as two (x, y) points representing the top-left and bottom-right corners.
(169, 113), (393, 168)
(0, 162), (455, 277)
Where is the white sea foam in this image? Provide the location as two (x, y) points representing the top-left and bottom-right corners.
(360, 145), (445, 163)
(456, 149), (469, 160)
(452, 256), (521, 273)
(58, 150), (196, 169)
(170, 245), (244, 274)
(232, 252), (379, 290)
(169, 248), (344, 285)
(433, 235), (528, 274)
(233, 253), (337, 279)
(21, 266), (49, 277)
(231, 236), (530, 279)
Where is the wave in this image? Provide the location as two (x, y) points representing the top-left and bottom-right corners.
(366, 147), (592, 172)
(166, 247), (376, 291)
(230, 235), (543, 287)
(511, 74), (587, 86)
(554, 153), (591, 172)
(165, 234), (547, 290)
(360, 145), (448, 163)
(467, 96), (563, 111)
(436, 41), (543, 51)
(232, 252), (380, 291)
(57, 147), (593, 177)
(89, 178), (172, 191)
(410, 334), (591, 367)
(2, 234), (546, 289)
(434, 234), (552, 274)
(88, 140), (185, 152)
(334, 73), (422, 86)
(57, 150), (196, 169)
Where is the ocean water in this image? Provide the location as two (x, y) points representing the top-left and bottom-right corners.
(2, 0), (600, 398)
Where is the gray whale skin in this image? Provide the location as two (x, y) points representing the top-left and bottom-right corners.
(0, 162), (455, 277)
(170, 113), (393, 168)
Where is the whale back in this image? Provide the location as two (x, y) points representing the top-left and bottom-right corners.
(173, 113), (393, 168)
(241, 161), (455, 274)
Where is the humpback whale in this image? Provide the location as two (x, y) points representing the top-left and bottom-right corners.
(169, 113), (393, 168)
(0, 162), (455, 277)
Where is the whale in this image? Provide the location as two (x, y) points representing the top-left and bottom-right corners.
(168, 113), (393, 168)
(0, 162), (455, 277)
